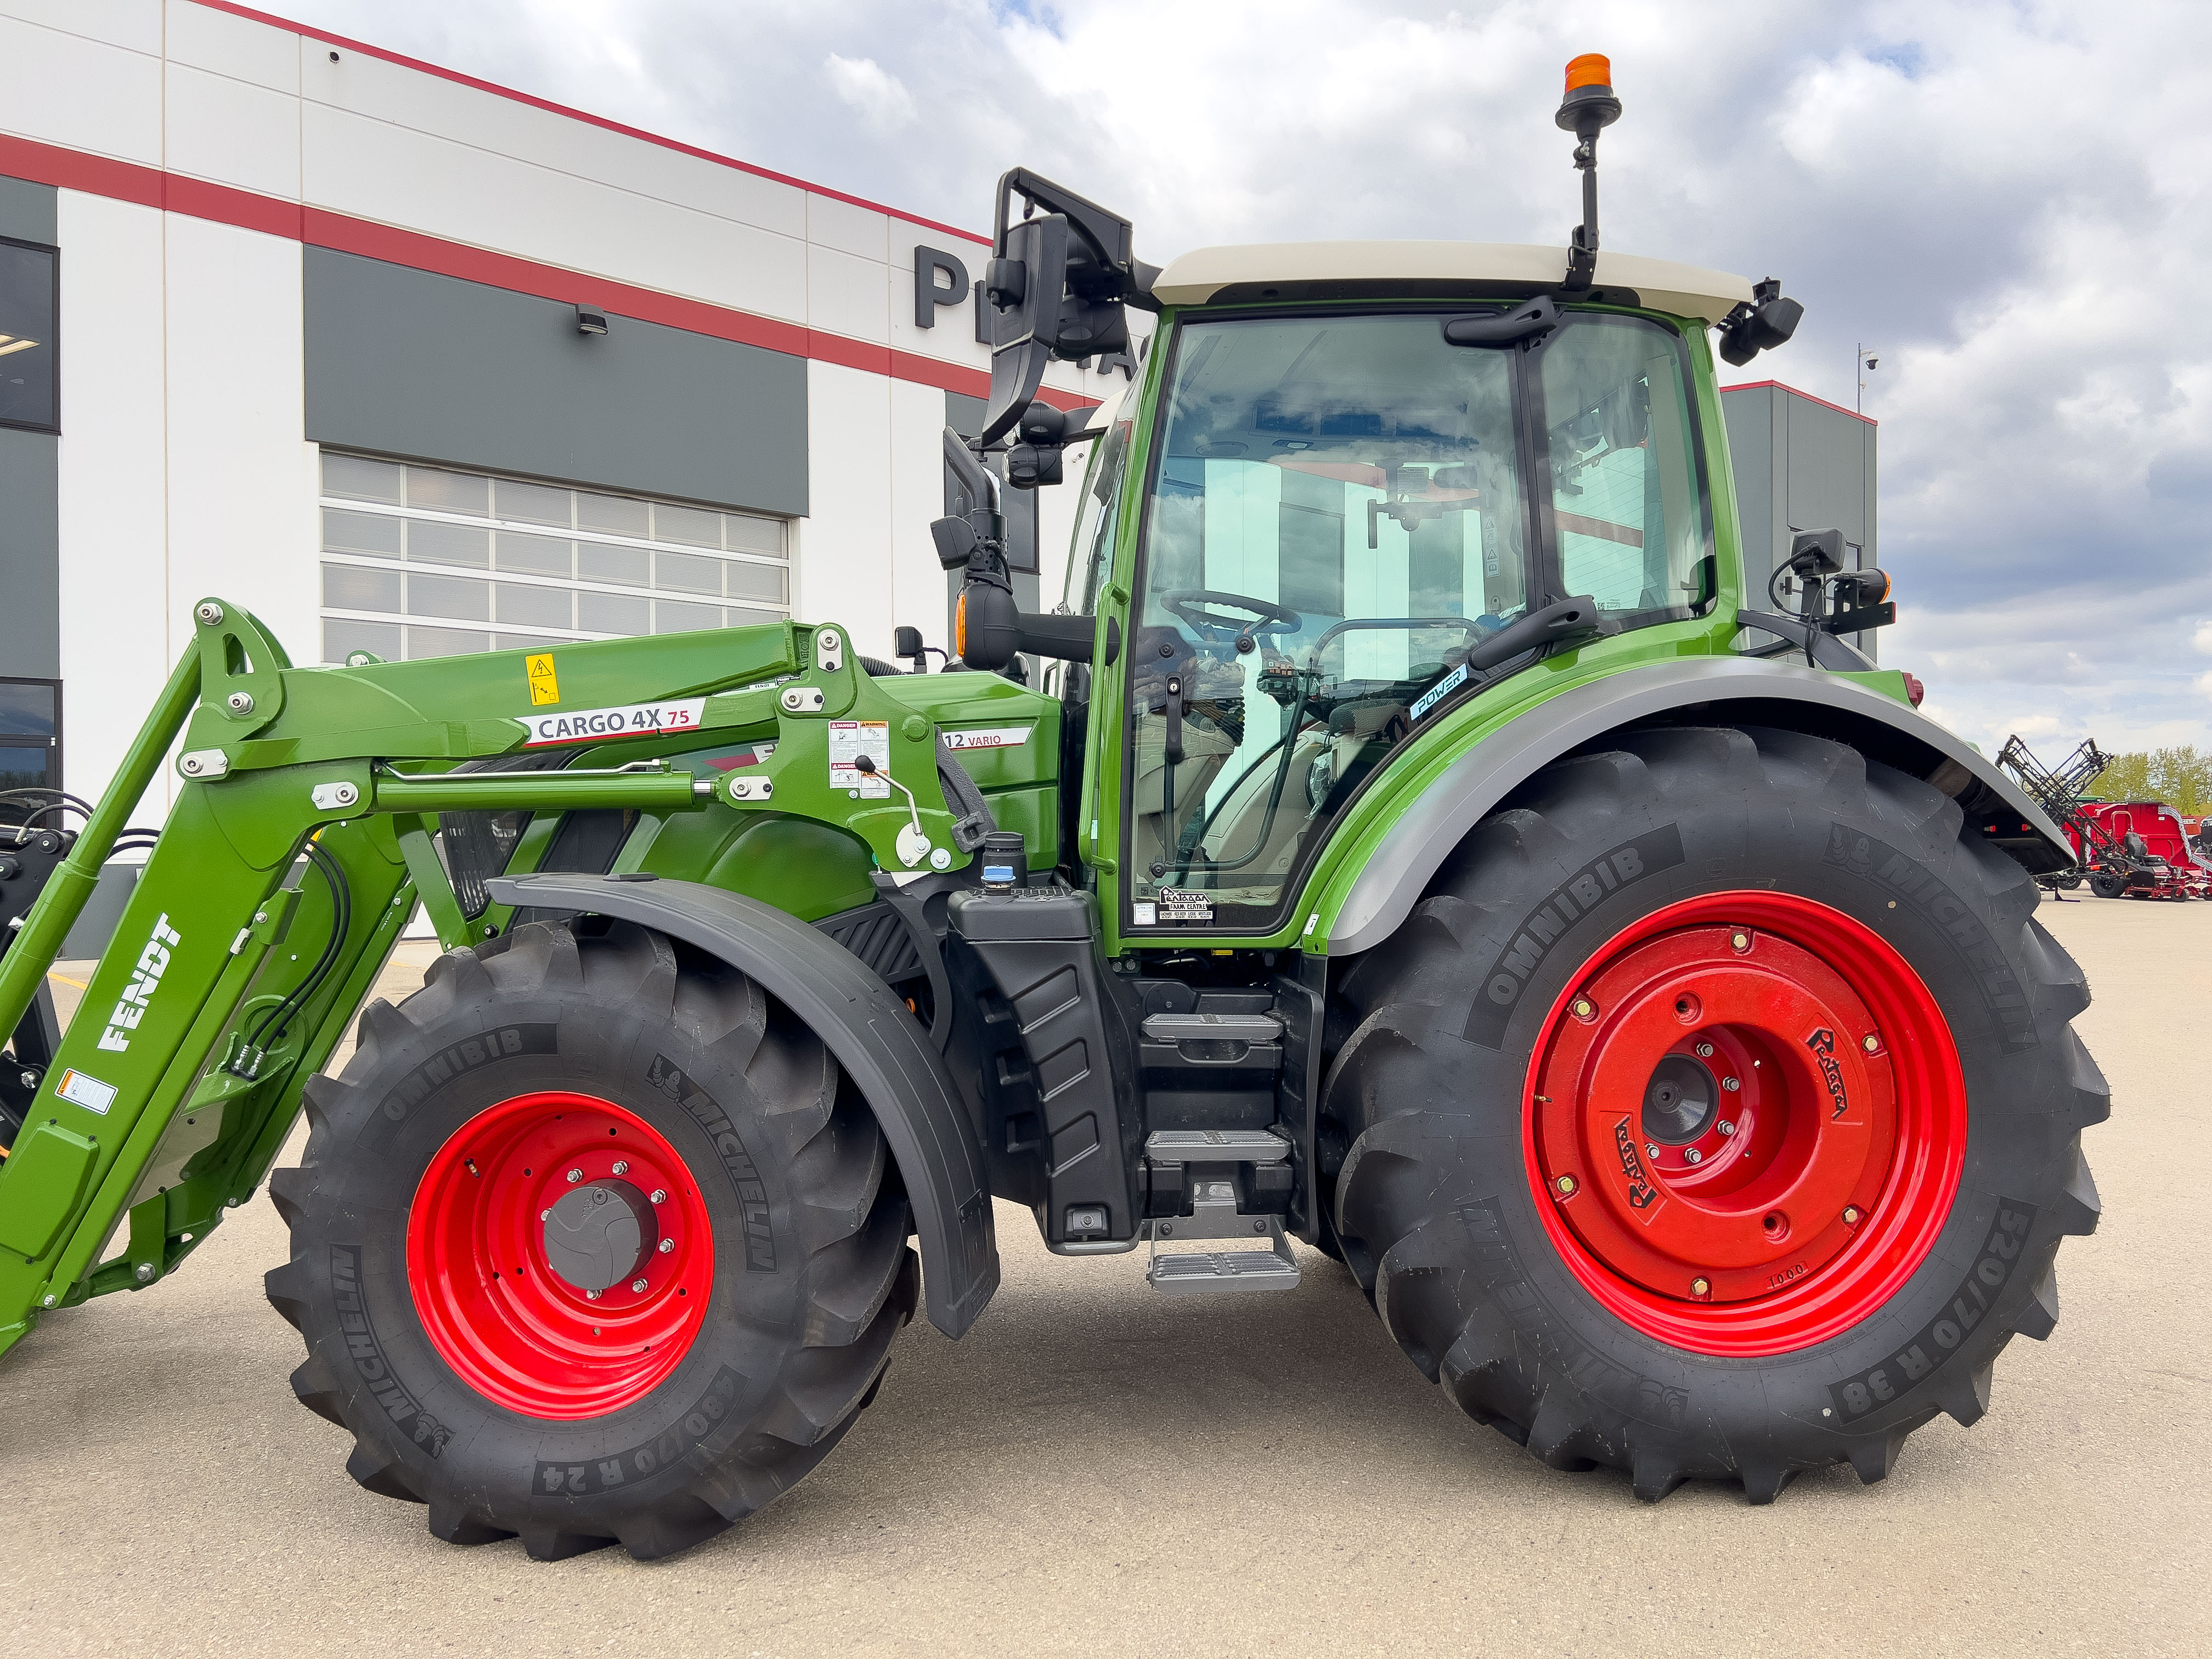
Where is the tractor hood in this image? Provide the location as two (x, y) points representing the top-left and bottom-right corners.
(1151, 241), (1753, 324)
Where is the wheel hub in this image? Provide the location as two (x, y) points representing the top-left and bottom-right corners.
(1523, 890), (1967, 1356)
(541, 1180), (659, 1294)
(406, 1091), (714, 1418)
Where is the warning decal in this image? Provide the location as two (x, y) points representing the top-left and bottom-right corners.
(57, 1068), (118, 1115)
(525, 652), (561, 707)
(522, 698), (706, 746)
(829, 722), (891, 797)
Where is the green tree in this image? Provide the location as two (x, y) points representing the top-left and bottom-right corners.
(2149, 744), (2211, 814)
(2092, 745), (2210, 812)
(2096, 750), (2151, 802)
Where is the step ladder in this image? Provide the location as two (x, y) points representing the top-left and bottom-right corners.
(1141, 1128), (1301, 1295)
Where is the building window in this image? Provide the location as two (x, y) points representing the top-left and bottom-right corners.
(315, 453), (792, 664)
(0, 237), (58, 435)
(0, 676), (61, 825)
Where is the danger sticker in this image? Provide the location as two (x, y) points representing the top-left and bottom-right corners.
(525, 651), (561, 707)
(57, 1068), (117, 1115)
(941, 725), (1033, 751)
(522, 699), (706, 747)
(829, 721), (890, 798)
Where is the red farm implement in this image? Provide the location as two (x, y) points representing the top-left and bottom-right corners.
(1995, 736), (2190, 899)
(2078, 802), (2210, 899)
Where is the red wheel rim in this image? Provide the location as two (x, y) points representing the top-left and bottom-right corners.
(1522, 891), (1966, 1357)
(407, 1091), (715, 1418)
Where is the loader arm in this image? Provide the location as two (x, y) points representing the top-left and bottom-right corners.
(0, 600), (976, 1358)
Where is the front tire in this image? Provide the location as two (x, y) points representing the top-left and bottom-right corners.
(266, 919), (917, 1559)
(1324, 725), (2104, 1500)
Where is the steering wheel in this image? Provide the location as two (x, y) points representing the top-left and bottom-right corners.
(1158, 589), (1302, 653)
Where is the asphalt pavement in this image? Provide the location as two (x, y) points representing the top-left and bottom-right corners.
(2, 894), (2204, 1656)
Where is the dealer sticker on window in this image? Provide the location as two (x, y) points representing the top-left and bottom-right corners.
(1156, 888), (1214, 923)
(828, 721), (890, 798)
(522, 698), (706, 746)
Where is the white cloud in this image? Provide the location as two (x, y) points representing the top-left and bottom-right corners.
(823, 53), (916, 134)
(275, 0), (2212, 745)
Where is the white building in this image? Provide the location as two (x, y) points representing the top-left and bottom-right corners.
(0, 0), (1129, 820)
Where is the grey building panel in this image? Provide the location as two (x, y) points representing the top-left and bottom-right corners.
(1720, 381), (1880, 663)
(0, 430), (59, 679)
(304, 249), (808, 516)
(1720, 383), (1777, 589)
(0, 175), (57, 244)
(0, 178), (59, 682)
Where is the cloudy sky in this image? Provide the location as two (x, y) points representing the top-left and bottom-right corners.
(283, 0), (2212, 757)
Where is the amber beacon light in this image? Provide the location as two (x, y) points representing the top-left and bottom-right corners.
(1555, 53), (1623, 291)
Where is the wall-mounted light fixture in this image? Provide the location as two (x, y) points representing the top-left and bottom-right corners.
(575, 303), (609, 336)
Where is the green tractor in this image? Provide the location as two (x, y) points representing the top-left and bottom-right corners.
(0, 58), (2101, 1559)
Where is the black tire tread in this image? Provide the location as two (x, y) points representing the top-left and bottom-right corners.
(1327, 724), (2105, 1503)
(266, 919), (917, 1561)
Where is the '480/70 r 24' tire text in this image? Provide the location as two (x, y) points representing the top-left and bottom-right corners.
(264, 918), (916, 1560)
(1324, 725), (2105, 1500)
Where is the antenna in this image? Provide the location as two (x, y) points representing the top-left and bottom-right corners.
(1557, 54), (1623, 293)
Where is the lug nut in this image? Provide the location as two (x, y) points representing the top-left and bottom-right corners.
(1720, 1076), (1741, 1092)
(1555, 1175), (1578, 1196)
(1861, 1033), (1881, 1053)
(1570, 997), (1597, 1020)
(658, 1238), (675, 1254)
(1843, 1206), (1863, 1224)
(539, 1207), (551, 1221)
(566, 1168), (583, 1183)
(650, 1188), (667, 1204)
(1718, 1120), (1736, 1136)
(630, 1277), (648, 1293)
(1691, 1277), (1711, 1296)
(1730, 932), (1751, 953)
(586, 1288), (601, 1300)
(1645, 1142), (1661, 1159)
(1685, 1148), (1703, 1165)
(1694, 1041), (1714, 1058)
(611, 1160), (629, 1176)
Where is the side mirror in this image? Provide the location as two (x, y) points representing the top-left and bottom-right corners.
(977, 169), (1156, 447)
(1718, 278), (1804, 366)
(1786, 528), (1845, 578)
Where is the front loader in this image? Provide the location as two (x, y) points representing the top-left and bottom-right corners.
(0, 57), (2103, 1558)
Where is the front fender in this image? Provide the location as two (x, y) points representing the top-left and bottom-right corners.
(487, 872), (999, 1338)
(1323, 657), (2070, 957)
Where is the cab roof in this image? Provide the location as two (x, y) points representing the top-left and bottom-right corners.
(1150, 242), (1753, 325)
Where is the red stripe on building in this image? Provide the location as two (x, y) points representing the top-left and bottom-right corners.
(0, 132), (1099, 411)
(188, 0), (992, 248)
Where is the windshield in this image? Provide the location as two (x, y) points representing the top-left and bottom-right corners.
(1122, 307), (1711, 933)
(1125, 311), (1528, 930)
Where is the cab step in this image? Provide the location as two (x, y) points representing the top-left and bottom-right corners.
(1141, 1130), (1301, 1294)
(1145, 1219), (1301, 1295)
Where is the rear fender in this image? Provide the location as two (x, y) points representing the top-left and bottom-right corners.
(1323, 657), (2073, 958)
(487, 872), (999, 1338)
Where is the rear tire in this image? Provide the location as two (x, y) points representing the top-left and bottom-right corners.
(1324, 725), (2104, 1500)
(266, 919), (916, 1559)
(2088, 870), (2128, 900)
